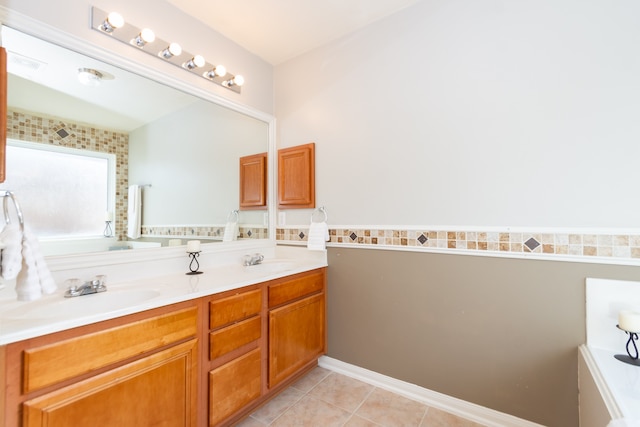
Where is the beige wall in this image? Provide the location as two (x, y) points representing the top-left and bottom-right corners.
(325, 247), (640, 426)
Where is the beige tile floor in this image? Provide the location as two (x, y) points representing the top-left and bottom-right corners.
(235, 367), (488, 427)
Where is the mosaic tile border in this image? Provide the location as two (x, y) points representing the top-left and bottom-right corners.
(142, 225), (268, 240)
(277, 227), (640, 262)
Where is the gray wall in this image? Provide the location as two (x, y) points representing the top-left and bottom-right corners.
(326, 247), (640, 427)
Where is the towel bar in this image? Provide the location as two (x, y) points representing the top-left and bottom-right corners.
(1, 190), (24, 232)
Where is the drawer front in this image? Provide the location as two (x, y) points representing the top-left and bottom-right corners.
(23, 307), (198, 393)
(210, 288), (262, 329)
(209, 347), (262, 426)
(209, 315), (261, 360)
(268, 270), (325, 308)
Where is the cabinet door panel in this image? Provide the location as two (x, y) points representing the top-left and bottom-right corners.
(269, 293), (325, 388)
(23, 339), (198, 427)
(277, 143), (315, 209)
(239, 152), (267, 209)
(209, 347), (262, 426)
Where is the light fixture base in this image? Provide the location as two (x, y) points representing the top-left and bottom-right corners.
(90, 6), (242, 94)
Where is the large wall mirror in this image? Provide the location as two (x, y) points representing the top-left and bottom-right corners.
(1, 26), (272, 256)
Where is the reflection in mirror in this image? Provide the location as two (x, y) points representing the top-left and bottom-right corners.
(1, 26), (270, 256)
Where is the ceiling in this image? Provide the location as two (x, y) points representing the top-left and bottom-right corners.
(163, 0), (422, 65)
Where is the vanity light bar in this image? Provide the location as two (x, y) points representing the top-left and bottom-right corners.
(90, 7), (244, 94)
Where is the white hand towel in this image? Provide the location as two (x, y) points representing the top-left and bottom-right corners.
(0, 222), (23, 280)
(16, 226), (56, 301)
(223, 221), (238, 242)
(307, 221), (330, 250)
(127, 185), (142, 239)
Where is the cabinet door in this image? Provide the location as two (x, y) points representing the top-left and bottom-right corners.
(23, 339), (198, 427)
(269, 293), (325, 388)
(239, 152), (267, 209)
(209, 347), (262, 426)
(277, 143), (315, 209)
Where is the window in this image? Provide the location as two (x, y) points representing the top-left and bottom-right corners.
(3, 139), (115, 238)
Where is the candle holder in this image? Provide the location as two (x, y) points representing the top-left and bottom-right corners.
(614, 325), (640, 366)
(186, 251), (203, 275)
(103, 220), (113, 237)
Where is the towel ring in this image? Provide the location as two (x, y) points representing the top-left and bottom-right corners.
(227, 209), (239, 222)
(311, 206), (327, 223)
(1, 190), (24, 232)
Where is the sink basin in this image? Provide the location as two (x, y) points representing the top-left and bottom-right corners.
(243, 260), (298, 274)
(1, 289), (161, 321)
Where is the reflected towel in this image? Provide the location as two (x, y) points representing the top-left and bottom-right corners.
(222, 221), (238, 242)
(307, 221), (329, 250)
(0, 222), (22, 280)
(127, 185), (142, 239)
(16, 226), (56, 301)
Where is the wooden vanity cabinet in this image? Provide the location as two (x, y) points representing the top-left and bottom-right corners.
(0, 268), (327, 427)
(1, 302), (198, 427)
(268, 269), (326, 388)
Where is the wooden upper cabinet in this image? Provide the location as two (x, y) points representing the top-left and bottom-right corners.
(239, 152), (267, 210)
(278, 143), (315, 209)
(0, 47), (7, 183)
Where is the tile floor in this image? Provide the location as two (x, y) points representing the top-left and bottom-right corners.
(236, 367), (488, 427)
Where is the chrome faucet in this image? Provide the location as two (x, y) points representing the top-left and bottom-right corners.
(64, 276), (107, 298)
(243, 253), (264, 266)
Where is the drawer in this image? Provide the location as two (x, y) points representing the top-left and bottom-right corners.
(209, 315), (261, 360)
(23, 307), (197, 393)
(268, 270), (324, 308)
(210, 288), (262, 329)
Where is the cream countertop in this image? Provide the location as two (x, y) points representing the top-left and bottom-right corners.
(0, 244), (327, 345)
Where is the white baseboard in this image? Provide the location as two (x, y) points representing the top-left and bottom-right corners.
(318, 356), (545, 427)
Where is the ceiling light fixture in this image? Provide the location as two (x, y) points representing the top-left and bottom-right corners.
(77, 68), (103, 87)
(90, 6), (244, 94)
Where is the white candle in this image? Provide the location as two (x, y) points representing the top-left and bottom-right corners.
(618, 310), (640, 332)
(105, 211), (113, 222)
(187, 240), (200, 252)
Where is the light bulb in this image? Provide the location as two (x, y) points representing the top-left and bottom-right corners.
(204, 65), (226, 79)
(133, 28), (155, 47)
(214, 65), (226, 77)
(232, 75), (244, 86)
(185, 55), (205, 70)
(160, 42), (182, 59)
(102, 12), (124, 33)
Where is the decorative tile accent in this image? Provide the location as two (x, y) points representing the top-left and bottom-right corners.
(140, 225), (267, 240)
(524, 237), (541, 251)
(277, 226), (640, 264)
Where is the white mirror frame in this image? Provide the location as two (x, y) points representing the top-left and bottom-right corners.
(0, 7), (277, 270)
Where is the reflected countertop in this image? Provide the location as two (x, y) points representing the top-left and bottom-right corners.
(0, 247), (327, 345)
